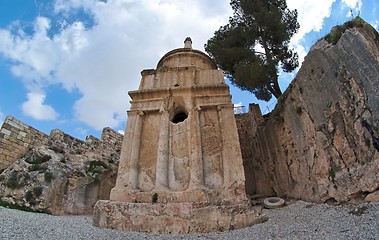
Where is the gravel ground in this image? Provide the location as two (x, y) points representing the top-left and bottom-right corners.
(1, 200), (378, 240)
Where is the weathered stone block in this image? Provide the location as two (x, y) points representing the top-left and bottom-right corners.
(365, 191), (379, 202)
(93, 200), (267, 234)
(0, 128), (11, 136)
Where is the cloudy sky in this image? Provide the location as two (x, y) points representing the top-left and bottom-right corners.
(0, 0), (376, 139)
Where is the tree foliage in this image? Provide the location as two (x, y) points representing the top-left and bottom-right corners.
(205, 0), (299, 101)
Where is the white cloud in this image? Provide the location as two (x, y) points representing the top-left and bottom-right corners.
(286, 0), (363, 65)
(0, 17), (59, 88)
(286, 0), (336, 65)
(287, 0), (335, 42)
(0, 0), (232, 130)
(21, 92), (59, 120)
(342, 0), (362, 17)
(74, 127), (89, 138)
(373, 20), (379, 31)
(286, 0), (363, 43)
(341, 0), (362, 9)
(2, 0), (368, 130)
(0, 111), (4, 124)
(234, 102), (245, 114)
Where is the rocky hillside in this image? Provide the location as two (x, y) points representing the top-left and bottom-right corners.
(0, 128), (122, 215)
(249, 17), (379, 203)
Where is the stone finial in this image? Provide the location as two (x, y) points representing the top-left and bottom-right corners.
(184, 37), (192, 49)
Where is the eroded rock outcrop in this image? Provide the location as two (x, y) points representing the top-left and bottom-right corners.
(0, 121), (123, 214)
(242, 18), (379, 203)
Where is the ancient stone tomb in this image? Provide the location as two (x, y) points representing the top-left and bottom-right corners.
(93, 38), (265, 233)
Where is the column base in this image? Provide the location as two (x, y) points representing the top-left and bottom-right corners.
(110, 187), (247, 204)
(93, 200), (267, 234)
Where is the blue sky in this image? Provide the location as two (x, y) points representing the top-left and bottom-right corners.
(0, 0), (377, 140)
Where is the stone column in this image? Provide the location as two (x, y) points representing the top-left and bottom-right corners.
(188, 106), (204, 189)
(155, 110), (170, 190)
(128, 111), (144, 190)
(219, 104), (245, 191)
(217, 105), (225, 185)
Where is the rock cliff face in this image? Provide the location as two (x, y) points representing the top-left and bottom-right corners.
(244, 18), (379, 203)
(0, 124), (123, 214)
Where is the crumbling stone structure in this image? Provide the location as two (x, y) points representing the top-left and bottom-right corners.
(93, 38), (266, 233)
(0, 115), (123, 171)
(0, 116), (49, 170)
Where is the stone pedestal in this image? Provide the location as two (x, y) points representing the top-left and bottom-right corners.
(93, 38), (265, 233)
(94, 200), (266, 234)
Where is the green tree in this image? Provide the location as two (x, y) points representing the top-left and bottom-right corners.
(205, 0), (299, 101)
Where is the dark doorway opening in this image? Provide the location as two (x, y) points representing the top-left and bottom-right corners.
(172, 112), (188, 123)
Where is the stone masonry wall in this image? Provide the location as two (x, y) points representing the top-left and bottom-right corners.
(0, 115), (124, 214)
(0, 116), (49, 170)
(0, 116), (123, 171)
(236, 104), (265, 196)
(100, 127), (123, 150)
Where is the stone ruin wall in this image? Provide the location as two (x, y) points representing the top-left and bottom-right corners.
(0, 115), (124, 214)
(235, 104), (265, 196)
(0, 116), (49, 170)
(0, 115), (123, 171)
(49, 126), (123, 156)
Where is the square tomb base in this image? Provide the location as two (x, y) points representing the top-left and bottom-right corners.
(93, 200), (267, 234)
